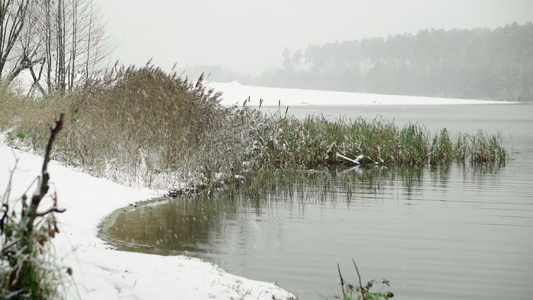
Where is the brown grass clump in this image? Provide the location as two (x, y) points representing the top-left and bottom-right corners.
(69, 66), (224, 182)
(1, 65), (267, 189)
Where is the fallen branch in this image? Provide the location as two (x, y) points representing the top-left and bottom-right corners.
(336, 153), (364, 165)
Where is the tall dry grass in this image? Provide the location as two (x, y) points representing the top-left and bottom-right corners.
(0, 65), (509, 193)
(1, 65), (266, 189)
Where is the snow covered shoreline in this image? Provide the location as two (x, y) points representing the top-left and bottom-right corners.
(208, 81), (515, 106)
(0, 144), (295, 300)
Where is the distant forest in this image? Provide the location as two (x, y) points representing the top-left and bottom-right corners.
(253, 22), (533, 101)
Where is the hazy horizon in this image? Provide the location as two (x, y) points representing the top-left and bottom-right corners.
(97, 0), (533, 76)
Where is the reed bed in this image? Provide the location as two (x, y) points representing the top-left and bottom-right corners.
(256, 115), (508, 170)
(0, 65), (508, 193)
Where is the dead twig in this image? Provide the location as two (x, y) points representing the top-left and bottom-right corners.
(27, 113), (64, 232)
(337, 263), (346, 298)
(352, 259), (367, 300)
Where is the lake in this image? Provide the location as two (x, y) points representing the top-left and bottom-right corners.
(103, 103), (533, 299)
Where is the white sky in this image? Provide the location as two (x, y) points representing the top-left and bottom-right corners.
(96, 0), (533, 75)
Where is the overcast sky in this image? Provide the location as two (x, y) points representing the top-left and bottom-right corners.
(96, 0), (533, 76)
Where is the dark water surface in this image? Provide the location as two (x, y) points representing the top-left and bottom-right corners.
(105, 103), (533, 299)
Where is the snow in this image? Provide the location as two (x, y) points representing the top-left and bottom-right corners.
(0, 143), (295, 300)
(208, 81), (515, 106)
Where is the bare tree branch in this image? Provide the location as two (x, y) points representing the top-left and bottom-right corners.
(35, 206), (66, 217)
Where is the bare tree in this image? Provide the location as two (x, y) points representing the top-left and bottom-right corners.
(6, 1), (46, 94)
(31, 0), (110, 94)
(0, 0), (110, 95)
(0, 0), (31, 85)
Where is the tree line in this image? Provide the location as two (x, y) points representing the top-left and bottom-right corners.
(0, 0), (108, 96)
(254, 22), (533, 101)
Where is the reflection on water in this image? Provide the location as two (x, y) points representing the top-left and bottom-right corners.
(106, 196), (233, 255)
(107, 166), (428, 244)
(106, 164), (504, 252)
(104, 161), (533, 300)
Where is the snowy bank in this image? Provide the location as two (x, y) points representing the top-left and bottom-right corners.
(0, 144), (294, 300)
(208, 81), (514, 106)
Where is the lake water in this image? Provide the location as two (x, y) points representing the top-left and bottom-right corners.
(104, 103), (533, 300)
